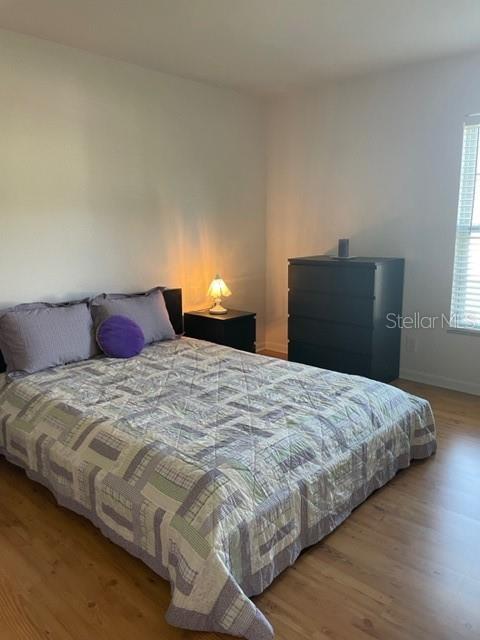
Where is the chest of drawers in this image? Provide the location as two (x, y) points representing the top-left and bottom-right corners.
(288, 256), (405, 382)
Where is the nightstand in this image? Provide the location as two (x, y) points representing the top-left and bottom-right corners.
(183, 309), (256, 352)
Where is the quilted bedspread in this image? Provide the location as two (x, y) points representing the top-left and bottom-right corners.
(0, 337), (436, 639)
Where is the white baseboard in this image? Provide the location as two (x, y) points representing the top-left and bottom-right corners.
(263, 342), (288, 354)
(400, 368), (480, 396)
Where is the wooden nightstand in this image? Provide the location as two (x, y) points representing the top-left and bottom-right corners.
(183, 309), (256, 353)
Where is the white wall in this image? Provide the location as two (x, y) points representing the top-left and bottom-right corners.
(0, 30), (266, 342)
(2, 28), (479, 391)
(266, 53), (480, 393)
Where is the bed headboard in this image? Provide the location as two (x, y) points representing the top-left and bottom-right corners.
(163, 287), (184, 335)
(0, 288), (183, 374)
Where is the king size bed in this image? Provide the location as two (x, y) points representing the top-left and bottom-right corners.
(0, 289), (436, 639)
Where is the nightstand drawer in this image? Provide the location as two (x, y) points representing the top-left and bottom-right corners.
(184, 310), (256, 353)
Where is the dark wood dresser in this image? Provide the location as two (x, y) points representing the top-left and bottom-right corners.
(288, 256), (405, 382)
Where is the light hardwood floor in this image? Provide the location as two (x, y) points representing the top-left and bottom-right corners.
(1, 361), (479, 640)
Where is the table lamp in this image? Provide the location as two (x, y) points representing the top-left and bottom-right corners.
(207, 275), (231, 314)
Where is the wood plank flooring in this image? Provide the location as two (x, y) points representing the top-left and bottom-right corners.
(0, 369), (479, 640)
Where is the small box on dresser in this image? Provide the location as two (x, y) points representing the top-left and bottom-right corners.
(184, 309), (256, 353)
(288, 256), (405, 382)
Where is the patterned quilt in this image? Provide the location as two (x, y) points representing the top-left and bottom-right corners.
(0, 337), (436, 639)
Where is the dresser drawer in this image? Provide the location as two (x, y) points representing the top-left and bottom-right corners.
(288, 341), (371, 376)
(288, 317), (372, 354)
(288, 291), (374, 327)
(289, 264), (375, 296)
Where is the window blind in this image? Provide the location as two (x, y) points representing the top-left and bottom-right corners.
(450, 116), (480, 331)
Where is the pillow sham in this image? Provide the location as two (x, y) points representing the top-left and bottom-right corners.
(97, 315), (145, 358)
(0, 302), (97, 376)
(90, 287), (175, 345)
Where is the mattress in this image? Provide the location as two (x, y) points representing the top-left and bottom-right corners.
(0, 337), (436, 639)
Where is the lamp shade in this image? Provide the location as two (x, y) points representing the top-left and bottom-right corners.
(207, 275), (231, 299)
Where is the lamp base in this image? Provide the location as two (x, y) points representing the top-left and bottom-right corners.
(209, 299), (228, 315)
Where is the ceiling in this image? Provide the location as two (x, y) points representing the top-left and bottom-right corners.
(1, 0), (480, 95)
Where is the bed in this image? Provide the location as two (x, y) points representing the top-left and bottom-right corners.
(0, 291), (436, 639)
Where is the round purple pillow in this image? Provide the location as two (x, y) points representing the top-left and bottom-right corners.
(97, 315), (145, 359)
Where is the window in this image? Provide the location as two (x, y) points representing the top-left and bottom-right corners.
(450, 115), (480, 332)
